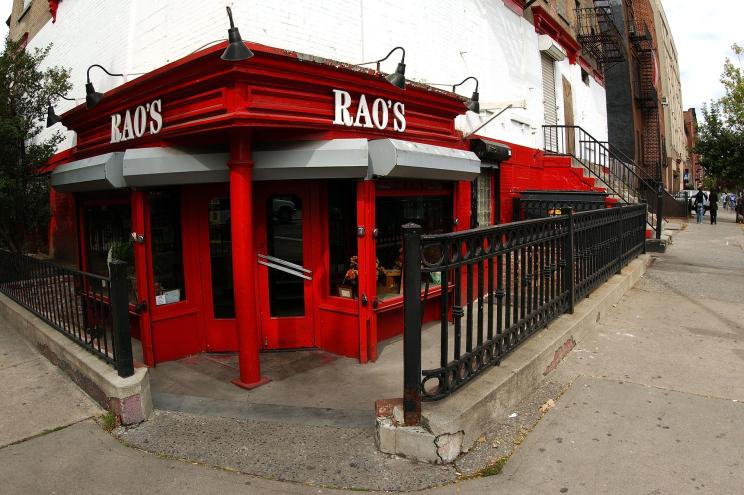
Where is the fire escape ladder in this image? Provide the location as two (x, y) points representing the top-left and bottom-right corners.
(576, 1), (625, 71)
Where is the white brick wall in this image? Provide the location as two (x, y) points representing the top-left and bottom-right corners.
(30, 0), (608, 152)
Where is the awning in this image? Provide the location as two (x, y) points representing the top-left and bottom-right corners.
(122, 148), (229, 187)
(50, 152), (125, 192)
(253, 139), (368, 181)
(368, 139), (481, 181)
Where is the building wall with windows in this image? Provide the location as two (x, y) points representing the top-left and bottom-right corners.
(13, 0), (609, 154)
(652, 0), (686, 193)
(8, 0), (51, 43)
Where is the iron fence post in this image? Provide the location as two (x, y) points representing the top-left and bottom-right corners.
(109, 260), (134, 378)
(565, 207), (575, 314)
(616, 206), (624, 274)
(402, 223), (423, 426)
(643, 204), (648, 254)
(656, 183), (664, 240)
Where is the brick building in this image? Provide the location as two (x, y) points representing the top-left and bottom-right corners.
(683, 108), (703, 188)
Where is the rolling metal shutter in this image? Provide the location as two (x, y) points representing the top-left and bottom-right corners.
(542, 53), (558, 150)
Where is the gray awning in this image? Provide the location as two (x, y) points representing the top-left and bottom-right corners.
(50, 152), (125, 192)
(253, 139), (368, 181)
(123, 148), (229, 187)
(368, 139), (481, 181)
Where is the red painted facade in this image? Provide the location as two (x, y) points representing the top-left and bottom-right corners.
(47, 41), (598, 383)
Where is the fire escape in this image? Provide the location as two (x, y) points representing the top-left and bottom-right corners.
(575, 0), (625, 71)
(627, 0), (662, 182)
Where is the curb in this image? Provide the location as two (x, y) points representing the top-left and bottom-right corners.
(0, 293), (152, 425)
(376, 254), (653, 463)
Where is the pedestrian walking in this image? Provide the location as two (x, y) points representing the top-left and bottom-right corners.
(693, 186), (707, 224)
(723, 192), (729, 209)
(709, 189), (719, 224)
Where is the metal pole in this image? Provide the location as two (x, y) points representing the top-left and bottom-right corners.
(656, 183), (664, 240)
(109, 260), (134, 378)
(565, 208), (575, 314)
(402, 223), (422, 426)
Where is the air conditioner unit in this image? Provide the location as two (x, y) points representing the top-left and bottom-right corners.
(661, 96), (669, 105)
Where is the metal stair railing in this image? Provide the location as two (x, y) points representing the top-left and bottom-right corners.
(543, 125), (662, 235)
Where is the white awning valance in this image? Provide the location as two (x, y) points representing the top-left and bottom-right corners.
(50, 152), (125, 192)
(368, 139), (481, 181)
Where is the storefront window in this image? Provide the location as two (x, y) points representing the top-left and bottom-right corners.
(150, 190), (186, 306)
(266, 195), (304, 317)
(83, 203), (136, 304)
(208, 197), (234, 318)
(328, 181), (358, 299)
(476, 169), (493, 226)
(375, 184), (452, 301)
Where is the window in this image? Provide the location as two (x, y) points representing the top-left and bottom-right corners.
(375, 182), (452, 301)
(581, 68), (590, 86)
(208, 197), (234, 318)
(149, 190), (185, 306)
(20, 0), (32, 18)
(476, 170), (493, 226)
(328, 181), (358, 298)
(83, 202), (136, 304)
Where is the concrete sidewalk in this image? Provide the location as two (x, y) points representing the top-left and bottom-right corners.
(0, 315), (102, 447)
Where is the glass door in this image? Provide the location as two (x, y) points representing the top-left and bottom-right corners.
(255, 187), (315, 349)
(191, 184), (237, 352)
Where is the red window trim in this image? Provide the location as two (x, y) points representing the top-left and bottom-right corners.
(532, 6), (580, 64)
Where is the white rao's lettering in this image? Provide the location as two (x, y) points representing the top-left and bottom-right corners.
(110, 98), (163, 144)
(331, 89), (405, 133)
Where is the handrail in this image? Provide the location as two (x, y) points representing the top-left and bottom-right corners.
(543, 124), (662, 231)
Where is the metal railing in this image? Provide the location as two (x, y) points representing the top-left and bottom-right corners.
(513, 196), (607, 222)
(0, 250), (134, 378)
(543, 124), (665, 238)
(400, 204), (647, 425)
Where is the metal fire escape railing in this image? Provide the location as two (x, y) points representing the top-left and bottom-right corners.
(575, 1), (625, 71)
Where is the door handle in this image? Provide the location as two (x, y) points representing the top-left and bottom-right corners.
(257, 254), (312, 280)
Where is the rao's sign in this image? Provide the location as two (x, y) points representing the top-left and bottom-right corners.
(332, 89), (405, 133)
(110, 99), (163, 144)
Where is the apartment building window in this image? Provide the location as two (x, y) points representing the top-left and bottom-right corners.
(21, 0), (32, 17)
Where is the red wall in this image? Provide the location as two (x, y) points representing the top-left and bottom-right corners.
(495, 140), (600, 223)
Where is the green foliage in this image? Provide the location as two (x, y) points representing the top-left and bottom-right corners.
(0, 38), (71, 252)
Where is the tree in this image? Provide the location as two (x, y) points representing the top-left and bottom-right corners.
(695, 44), (744, 190)
(0, 38), (70, 252)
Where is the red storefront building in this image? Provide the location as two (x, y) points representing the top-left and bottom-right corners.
(47, 40), (603, 388)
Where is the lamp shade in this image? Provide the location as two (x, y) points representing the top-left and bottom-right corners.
(465, 91), (480, 113)
(86, 82), (103, 109)
(386, 62), (406, 90)
(221, 7), (254, 61)
(46, 104), (62, 128)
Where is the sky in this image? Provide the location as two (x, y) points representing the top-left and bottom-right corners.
(0, 0), (737, 112)
(662, 0), (742, 112)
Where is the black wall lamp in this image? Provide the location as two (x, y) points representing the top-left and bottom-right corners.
(46, 95), (78, 128)
(221, 6), (254, 61)
(86, 64), (125, 109)
(359, 46), (407, 89)
(452, 76), (480, 114)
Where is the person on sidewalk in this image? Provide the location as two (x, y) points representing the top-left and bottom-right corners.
(709, 189), (719, 224)
(693, 187), (707, 224)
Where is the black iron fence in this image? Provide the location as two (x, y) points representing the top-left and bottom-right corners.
(400, 204), (646, 425)
(513, 191), (608, 222)
(0, 250), (134, 378)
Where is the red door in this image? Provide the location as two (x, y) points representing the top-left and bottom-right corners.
(255, 185), (316, 349)
(191, 185), (237, 352)
(143, 188), (206, 362)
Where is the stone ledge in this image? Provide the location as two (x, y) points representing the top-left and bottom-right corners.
(376, 254), (652, 463)
(0, 293), (152, 425)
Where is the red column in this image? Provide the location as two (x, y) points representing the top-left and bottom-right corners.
(229, 133), (270, 389)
